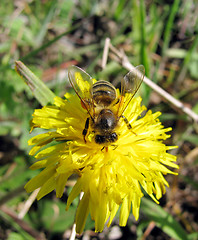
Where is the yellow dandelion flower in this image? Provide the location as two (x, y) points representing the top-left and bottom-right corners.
(25, 66), (178, 234)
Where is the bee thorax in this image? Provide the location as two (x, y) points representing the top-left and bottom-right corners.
(96, 109), (117, 131)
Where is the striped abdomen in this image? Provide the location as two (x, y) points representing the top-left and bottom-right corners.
(92, 80), (117, 106)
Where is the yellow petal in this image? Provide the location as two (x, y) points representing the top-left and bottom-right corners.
(24, 166), (56, 193)
(37, 174), (57, 200)
(75, 192), (90, 234)
(56, 173), (71, 198)
(119, 196), (131, 226)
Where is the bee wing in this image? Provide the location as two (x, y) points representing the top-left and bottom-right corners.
(68, 65), (93, 100)
(118, 65), (145, 116)
(68, 65), (94, 119)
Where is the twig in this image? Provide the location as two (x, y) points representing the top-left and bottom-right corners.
(18, 188), (40, 219)
(69, 223), (77, 240)
(108, 41), (198, 123)
(0, 205), (46, 240)
(101, 38), (110, 69)
(141, 221), (156, 240)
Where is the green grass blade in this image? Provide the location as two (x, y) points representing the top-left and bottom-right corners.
(21, 23), (80, 61)
(114, 0), (126, 20)
(140, 0), (150, 77)
(176, 34), (198, 82)
(187, 232), (198, 240)
(183, 34), (198, 66)
(35, 0), (57, 47)
(162, 0), (180, 55)
(15, 61), (56, 106)
(141, 197), (188, 240)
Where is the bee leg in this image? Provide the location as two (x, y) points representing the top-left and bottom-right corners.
(111, 144), (118, 150)
(121, 115), (137, 136)
(101, 146), (108, 152)
(113, 98), (120, 106)
(82, 117), (90, 143)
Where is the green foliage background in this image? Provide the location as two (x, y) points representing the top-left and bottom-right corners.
(0, 0), (198, 239)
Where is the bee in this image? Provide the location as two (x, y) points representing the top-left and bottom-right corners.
(68, 65), (145, 146)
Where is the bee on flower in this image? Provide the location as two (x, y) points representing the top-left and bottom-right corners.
(69, 65), (144, 148)
(25, 65), (178, 234)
